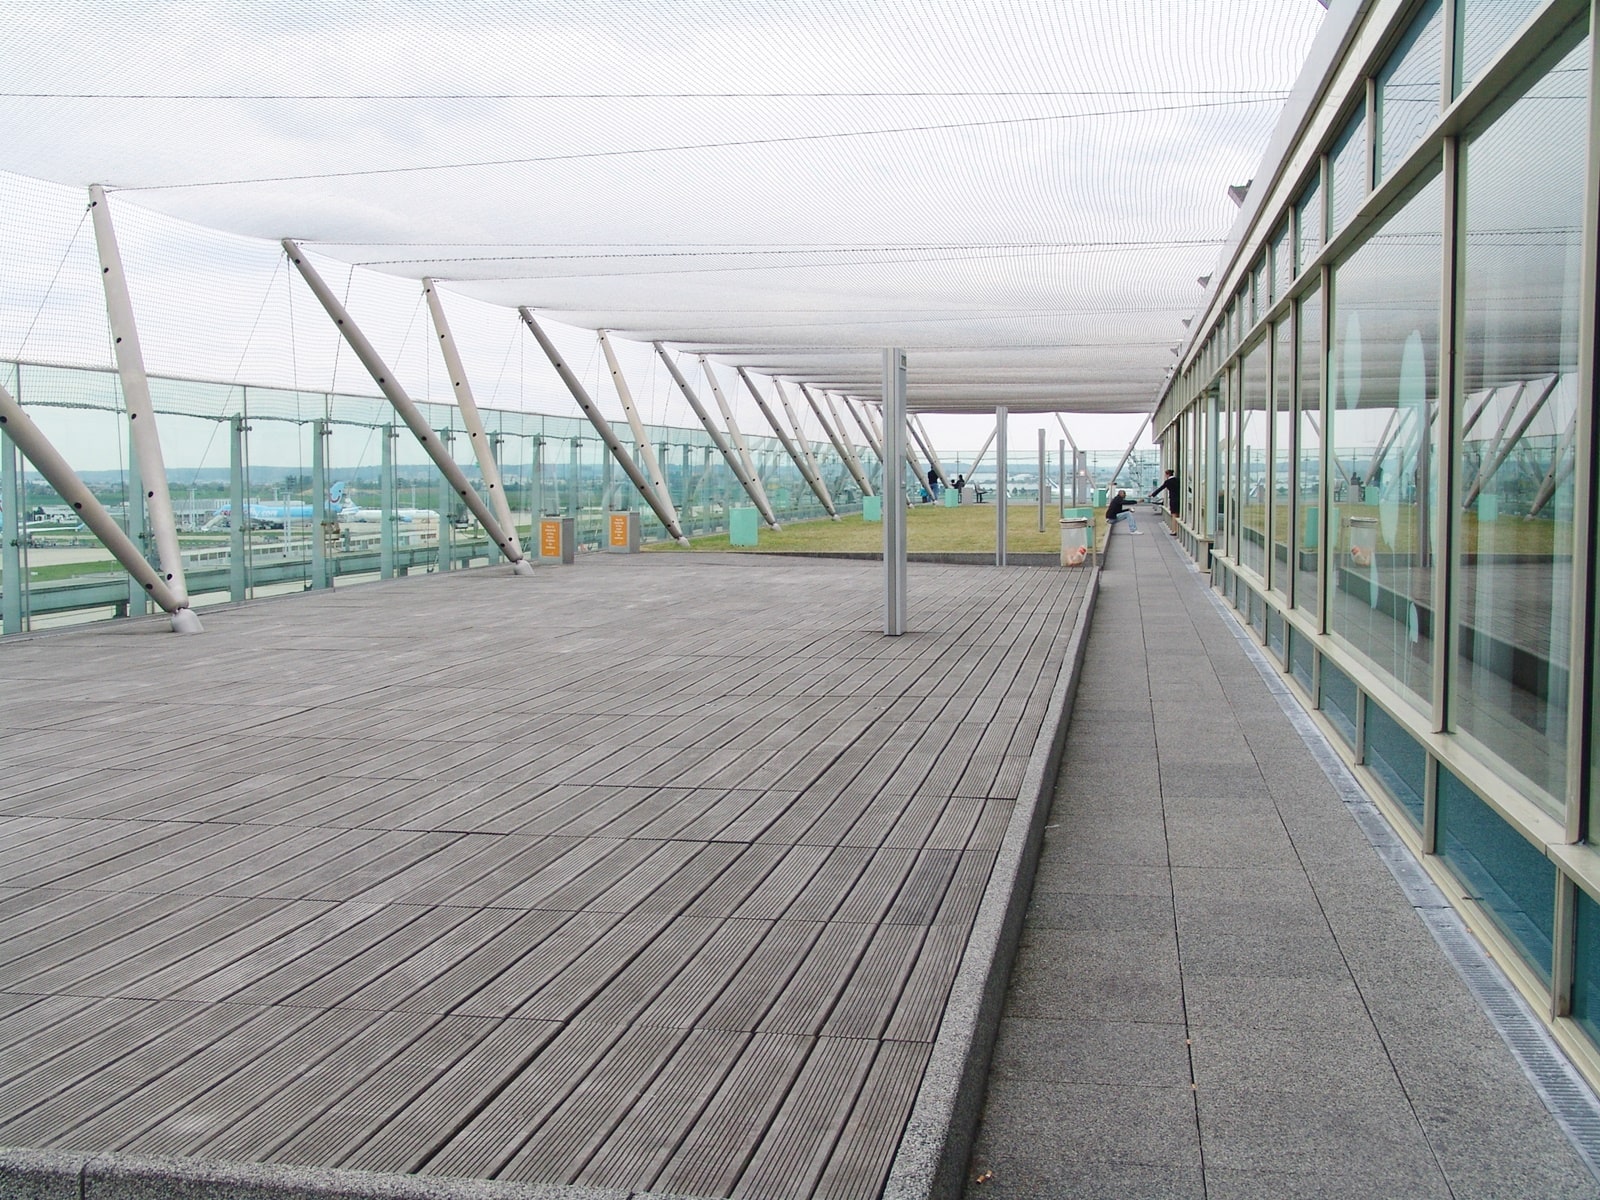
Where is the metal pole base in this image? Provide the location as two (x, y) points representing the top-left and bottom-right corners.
(675, 536), (693, 547)
(169, 609), (204, 634)
(511, 559), (536, 576)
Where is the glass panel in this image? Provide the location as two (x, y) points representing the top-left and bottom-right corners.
(1327, 170), (1443, 711)
(1267, 605), (1285, 660)
(1251, 255), (1268, 324)
(1250, 587), (1267, 639)
(1452, 34), (1587, 815)
(1295, 289), (1324, 618)
(1289, 625), (1315, 692)
(1572, 887), (1600, 1049)
(1320, 656), (1358, 746)
(1459, 0), (1545, 95)
(1272, 221), (1292, 300)
(1437, 767), (1555, 984)
(1239, 342), (1269, 577)
(1364, 700), (1426, 826)
(1296, 176), (1324, 275)
(1377, 0), (1443, 181)
(1272, 319), (1293, 595)
(1329, 106), (1369, 236)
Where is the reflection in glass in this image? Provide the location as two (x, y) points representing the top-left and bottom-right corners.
(1376, 0), (1442, 181)
(1327, 171), (1442, 711)
(1239, 342), (1268, 577)
(1272, 319), (1292, 595)
(1296, 177), (1323, 275)
(1295, 288), (1323, 618)
(1271, 222), (1291, 305)
(1459, 0), (1545, 95)
(1329, 106), (1369, 237)
(1451, 35), (1587, 810)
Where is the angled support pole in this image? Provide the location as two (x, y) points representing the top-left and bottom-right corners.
(519, 310), (689, 544)
(284, 240), (527, 569)
(1106, 418), (1150, 489)
(911, 414), (951, 487)
(803, 384), (873, 497)
(424, 279), (531, 571)
(738, 367), (838, 518)
(883, 350), (907, 635)
(89, 185), (200, 632)
(1463, 376), (1560, 509)
(700, 357), (777, 519)
(656, 344), (780, 528)
(773, 379), (837, 515)
(598, 331), (682, 531)
(1, 381), (193, 621)
(843, 396), (885, 465)
(864, 403), (923, 494)
(820, 390), (874, 496)
(1528, 405), (1580, 518)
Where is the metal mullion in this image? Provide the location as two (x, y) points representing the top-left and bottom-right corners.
(1433, 135), (1461, 738)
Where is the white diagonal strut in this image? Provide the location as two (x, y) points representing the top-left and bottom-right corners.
(738, 367), (838, 518)
(700, 357), (776, 517)
(773, 379), (836, 513)
(805, 385), (873, 497)
(88, 185), (199, 632)
(520, 311), (690, 545)
(655, 344), (781, 528)
(599, 331), (682, 532)
(284, 240), (524, 566)
(423, 278), (532, 573)
(0, 381), (195, 627)
(843, 396), (885, 464)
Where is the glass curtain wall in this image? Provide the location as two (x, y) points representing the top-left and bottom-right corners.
(1240, 341), (1270, 578)
(1272, 318), (1293, 596)
(1327, 170), (1443, 711)
(1295, 288), (1323, 619)
(1450, 31), (1589, 812)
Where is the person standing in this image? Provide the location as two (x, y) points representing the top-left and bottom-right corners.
(1149, 468), (1179, 517)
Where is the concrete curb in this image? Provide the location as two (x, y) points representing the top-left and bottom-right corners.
(879, 564), (1101, 1200)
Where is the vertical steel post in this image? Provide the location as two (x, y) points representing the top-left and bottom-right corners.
(229, 416), (246, 601)
(883, 350), (907, 635)
(125, 429), (148, 618)
(568, 438), (580, 518)
(380, 424), (397, 579)
(1054, 413), (1081, 505)
(996, 407), (1009, 566)
(437, 426), (455, 572)
(1059, 438), (1067, 516)
(424, 279), (527, 568)
(89, 185), (198, 632)
(311, 417), (330, 589)
(1037, 428), (1047, 531)
(1, 419), (23, 635)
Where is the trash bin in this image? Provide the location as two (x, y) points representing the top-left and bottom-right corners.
(1348, 515), (1377, 568)
(1060, 516), (1091, 567)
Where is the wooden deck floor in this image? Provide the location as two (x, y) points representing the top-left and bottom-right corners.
(0, 554), (1090, 1200)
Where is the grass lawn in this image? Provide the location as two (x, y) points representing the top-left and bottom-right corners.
(647, 500), (1110, 556)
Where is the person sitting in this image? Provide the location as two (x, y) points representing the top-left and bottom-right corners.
(1105, 488), (1140, 534)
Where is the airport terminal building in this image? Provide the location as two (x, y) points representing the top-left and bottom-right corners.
(1154, 0), (1600, 1080)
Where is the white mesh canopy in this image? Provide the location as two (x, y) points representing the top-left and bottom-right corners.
(3, 0), (1324, 415)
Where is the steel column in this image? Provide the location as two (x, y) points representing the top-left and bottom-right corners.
(1054, 413), (1081, 505)
(229, 416), (246, 600)
(996, 407), (1008, 566)
(1, 418), (23, 634)
(0, 380), (192, 620)
(283, 241), (526, 570)
(424, 278), (529, 570)
(1037, 428), (1046, 531)
(519, 310), (689, 544)
(311, 418), (331, 589)
(380, 425), (397, 579)
(437, 426), (455, 572)
(88, 185), (198, 632)
(883, 350), (907, 635)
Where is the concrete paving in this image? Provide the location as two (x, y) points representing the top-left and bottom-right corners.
(963, 520), (1600, 1200)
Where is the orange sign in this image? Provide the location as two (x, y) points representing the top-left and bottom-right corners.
(539, 519), (561, 557)
(609, 513), (629, 547)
